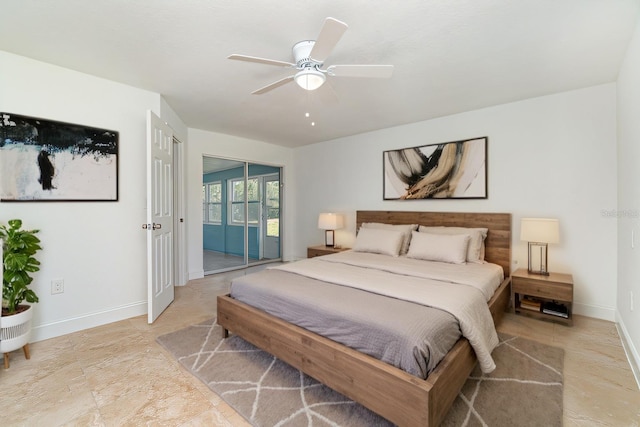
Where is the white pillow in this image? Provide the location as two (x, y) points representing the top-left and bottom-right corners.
(407, 231), (471, 264)
(353, 228), (405, 257)
(360, 222), (418, 255)
(418, 226), (488, 263)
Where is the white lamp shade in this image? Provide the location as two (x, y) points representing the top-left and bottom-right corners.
(520, 218), (560, 244)
(318, 213), (344, 230)
(295, 68), (326, 91)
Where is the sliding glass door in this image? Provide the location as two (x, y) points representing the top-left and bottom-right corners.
(262, 173), (280, 260)
(202, 156), (282, 274)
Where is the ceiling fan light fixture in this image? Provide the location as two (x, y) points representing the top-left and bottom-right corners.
(229, 18), (393, 95)
(294, 68), (326, 91)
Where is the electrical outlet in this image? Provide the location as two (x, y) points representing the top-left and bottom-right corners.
(51, 278), (64, 294)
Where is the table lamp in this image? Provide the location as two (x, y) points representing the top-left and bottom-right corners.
(318, 213), (344, 247)
(520, 218), (560, 275)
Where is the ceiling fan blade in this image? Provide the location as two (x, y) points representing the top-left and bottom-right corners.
(309, 17), (348, 63)
(252, 76), (295, 94)
(228, 54), (295, 68)
(327, 65), (394, 78)
(316, 81), (339, 104)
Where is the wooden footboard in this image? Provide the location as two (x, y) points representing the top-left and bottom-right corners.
(217, 276), (511, 427)
(218, 293), (433, 426)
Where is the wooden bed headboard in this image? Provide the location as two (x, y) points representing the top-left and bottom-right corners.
(356, 211), (512, 276)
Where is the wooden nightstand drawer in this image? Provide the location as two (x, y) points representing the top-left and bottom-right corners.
(512, 278), (573, 301)
(307, 245), (349, 258)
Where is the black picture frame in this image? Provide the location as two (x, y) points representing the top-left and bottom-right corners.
(383, 137), (487, 200)
(0, 112), (119, 202)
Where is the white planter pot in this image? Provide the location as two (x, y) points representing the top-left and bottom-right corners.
(0, 304), (33, 353)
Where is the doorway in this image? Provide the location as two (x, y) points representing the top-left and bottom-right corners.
(202, 156), (282, 274)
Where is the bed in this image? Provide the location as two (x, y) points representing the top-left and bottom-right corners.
(217, 211), (512, 426)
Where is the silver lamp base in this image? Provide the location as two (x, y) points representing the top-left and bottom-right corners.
(527, 241), (550, 275)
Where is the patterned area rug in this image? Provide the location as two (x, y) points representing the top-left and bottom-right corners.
(157, 319), (563, 426)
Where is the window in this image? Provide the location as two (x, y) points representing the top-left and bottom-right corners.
(202, 181), (222, 224)
(229, 177), (260, 225)
(265, 179), (280, 237)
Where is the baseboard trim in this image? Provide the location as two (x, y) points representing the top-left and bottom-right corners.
(615, 311), (640, 390)
(188, 270), (205, 280)
(30, 301), (147, 343)
(573, 301), (616, 321)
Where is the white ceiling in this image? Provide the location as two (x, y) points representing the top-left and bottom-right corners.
(1, 0), (638, 148)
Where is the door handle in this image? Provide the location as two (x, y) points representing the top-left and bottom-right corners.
(142, 223), (162, 230)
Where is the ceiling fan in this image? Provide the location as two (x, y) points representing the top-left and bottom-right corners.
(228, 17), (394, 95)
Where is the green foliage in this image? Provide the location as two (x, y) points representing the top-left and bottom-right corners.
(0, 219), (42, 314)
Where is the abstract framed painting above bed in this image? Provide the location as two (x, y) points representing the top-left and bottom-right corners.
(384, 137), (487, 200)
(217, 210), (511, 426)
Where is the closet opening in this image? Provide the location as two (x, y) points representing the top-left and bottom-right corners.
(202, 156), (282, 274)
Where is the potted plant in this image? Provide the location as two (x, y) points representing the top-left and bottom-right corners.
(0, 219), (42, 368)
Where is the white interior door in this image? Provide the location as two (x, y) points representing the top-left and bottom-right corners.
(146, 110), (174, 323)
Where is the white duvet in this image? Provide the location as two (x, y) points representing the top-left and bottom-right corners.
(272, 251), (502, 373)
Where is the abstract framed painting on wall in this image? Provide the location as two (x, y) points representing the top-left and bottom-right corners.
(0, 112), (118, 202)
(383, 137), (487, 200)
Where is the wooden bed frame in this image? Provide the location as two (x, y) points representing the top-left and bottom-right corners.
(217, 211), (511, 426)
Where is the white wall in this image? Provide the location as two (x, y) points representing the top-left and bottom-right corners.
(0, 51), (163, 341)
(293, 84), (618, 321)
(161, 97), (188, 143)
(185, 128), (295, 280)
(617, 19), (640, 379)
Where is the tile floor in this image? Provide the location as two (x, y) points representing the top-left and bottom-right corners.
(2, 271), (639, 426)
(203, 251), (278, 275)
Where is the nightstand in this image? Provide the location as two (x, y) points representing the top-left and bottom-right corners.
(307, 245), (350, 258)
(511, 268), (574, 326)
